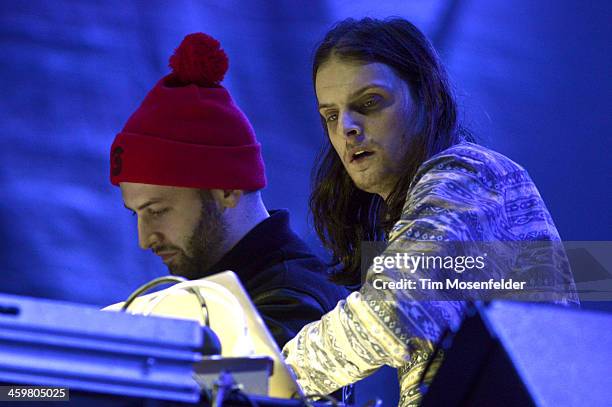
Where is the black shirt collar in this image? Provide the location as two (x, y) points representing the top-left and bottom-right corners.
(206, 209), (300, 281)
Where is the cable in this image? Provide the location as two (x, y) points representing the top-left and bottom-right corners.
(119, 277), (252, 355)
(141, 280), (252, 355)
(142, 280), (245, 325)
(212, 371), (257, 407)
(120, 276), (186, 311)
(228, 387), (260, 407)
(120, 275), (213, 326)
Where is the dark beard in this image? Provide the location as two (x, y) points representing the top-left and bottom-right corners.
(167, 196), (228, 280)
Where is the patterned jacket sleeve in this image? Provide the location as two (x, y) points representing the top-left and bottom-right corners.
(282, 149), (510, 400)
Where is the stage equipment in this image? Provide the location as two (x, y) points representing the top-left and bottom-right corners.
(421, 301), (611, 406)
(0, 292), (207, 403)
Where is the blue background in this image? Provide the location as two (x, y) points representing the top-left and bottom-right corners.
(1, 1), (610, 404)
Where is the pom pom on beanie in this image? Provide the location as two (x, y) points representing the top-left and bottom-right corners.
(169, 33), (229, 87)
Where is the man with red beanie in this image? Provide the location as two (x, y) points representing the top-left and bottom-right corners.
(109, 33), (347, 348)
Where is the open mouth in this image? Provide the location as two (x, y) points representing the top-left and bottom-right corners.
(351, 150), (374, 162)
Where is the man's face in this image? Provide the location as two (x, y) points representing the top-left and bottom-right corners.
(120, 183), (227, 279)
(316, 57), (417, 199)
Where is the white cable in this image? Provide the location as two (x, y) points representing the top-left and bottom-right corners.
(139, 280), (253, 355)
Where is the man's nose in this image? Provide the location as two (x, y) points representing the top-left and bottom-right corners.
(339, 111), (363, 139)
(137, 218), (161, 250)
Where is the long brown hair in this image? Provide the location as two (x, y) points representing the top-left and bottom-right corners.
(310, 18), (472, 285)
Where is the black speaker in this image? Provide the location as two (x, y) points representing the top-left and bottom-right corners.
(421, 302), (612, 406)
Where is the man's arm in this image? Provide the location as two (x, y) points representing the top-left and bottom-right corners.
(282, 152), (501, 396)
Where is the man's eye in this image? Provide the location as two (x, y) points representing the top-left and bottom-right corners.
(325, 113), (338, 123)
(362, 98), (378, 108)
(149, 208), (169, 217)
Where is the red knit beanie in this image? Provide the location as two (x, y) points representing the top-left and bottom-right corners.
(110, 33), (266, 190)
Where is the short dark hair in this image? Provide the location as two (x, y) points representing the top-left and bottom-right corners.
(197, 189), (215, 205)
(310, 17), (472, 285)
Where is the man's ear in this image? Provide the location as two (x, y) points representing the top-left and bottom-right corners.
(210, 189), (243, 209)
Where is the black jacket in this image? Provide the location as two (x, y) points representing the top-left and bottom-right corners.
(206, 210), (348, 348)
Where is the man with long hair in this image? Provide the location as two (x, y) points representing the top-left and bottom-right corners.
(282, 18), (578, 405)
